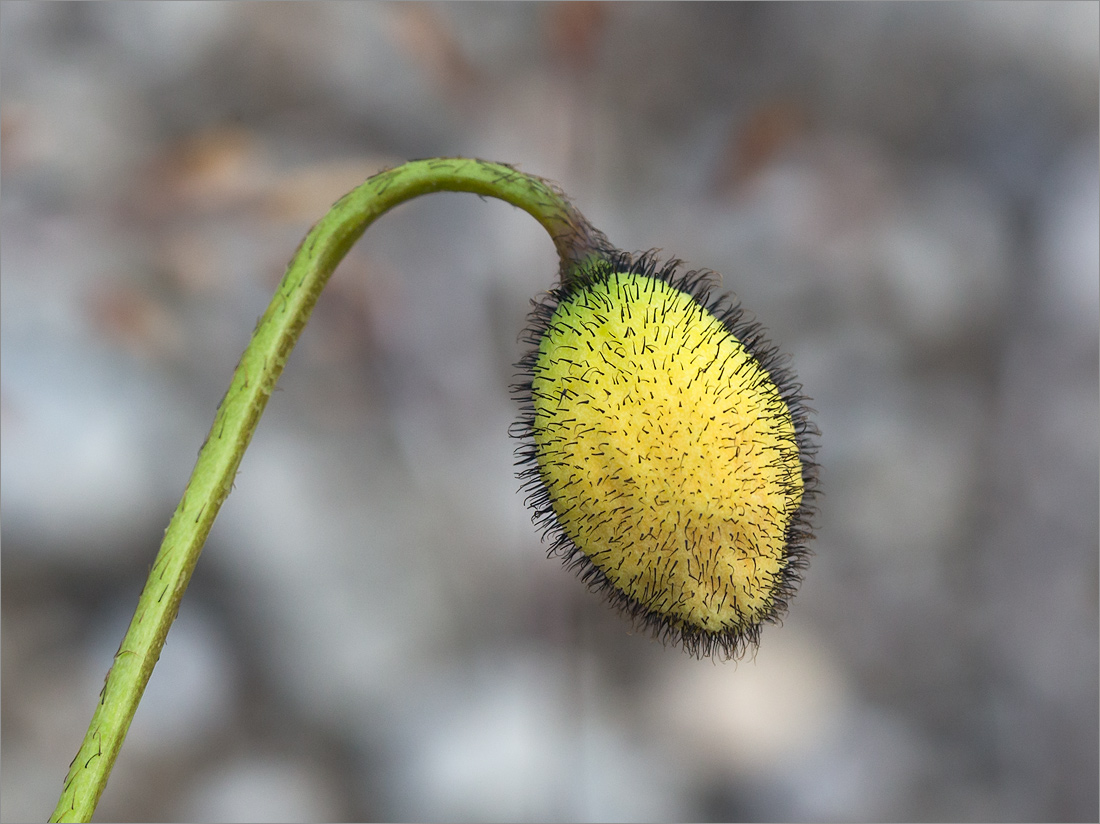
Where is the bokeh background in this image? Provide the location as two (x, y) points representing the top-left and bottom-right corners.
(2, 2), (1097, 821)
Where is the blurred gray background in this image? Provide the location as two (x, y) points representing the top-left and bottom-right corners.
(2, 2), (1097, 821)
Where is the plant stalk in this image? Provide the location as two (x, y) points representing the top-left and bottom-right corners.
(51, 158), (607, 822)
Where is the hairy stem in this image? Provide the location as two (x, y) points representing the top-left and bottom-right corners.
(51, 158), (608, 823)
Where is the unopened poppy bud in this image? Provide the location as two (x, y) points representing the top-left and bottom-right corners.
(514, 251), (818, 658)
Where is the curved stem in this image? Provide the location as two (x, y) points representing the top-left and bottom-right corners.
(51, 158), (609, 823)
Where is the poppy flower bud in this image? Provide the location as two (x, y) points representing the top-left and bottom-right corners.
(515, 251), (818, 658)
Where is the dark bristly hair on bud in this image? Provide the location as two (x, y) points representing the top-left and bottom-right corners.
(512, 249), (818, 659)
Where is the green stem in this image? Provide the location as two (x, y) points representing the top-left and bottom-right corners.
(51, 158), (608, 823)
